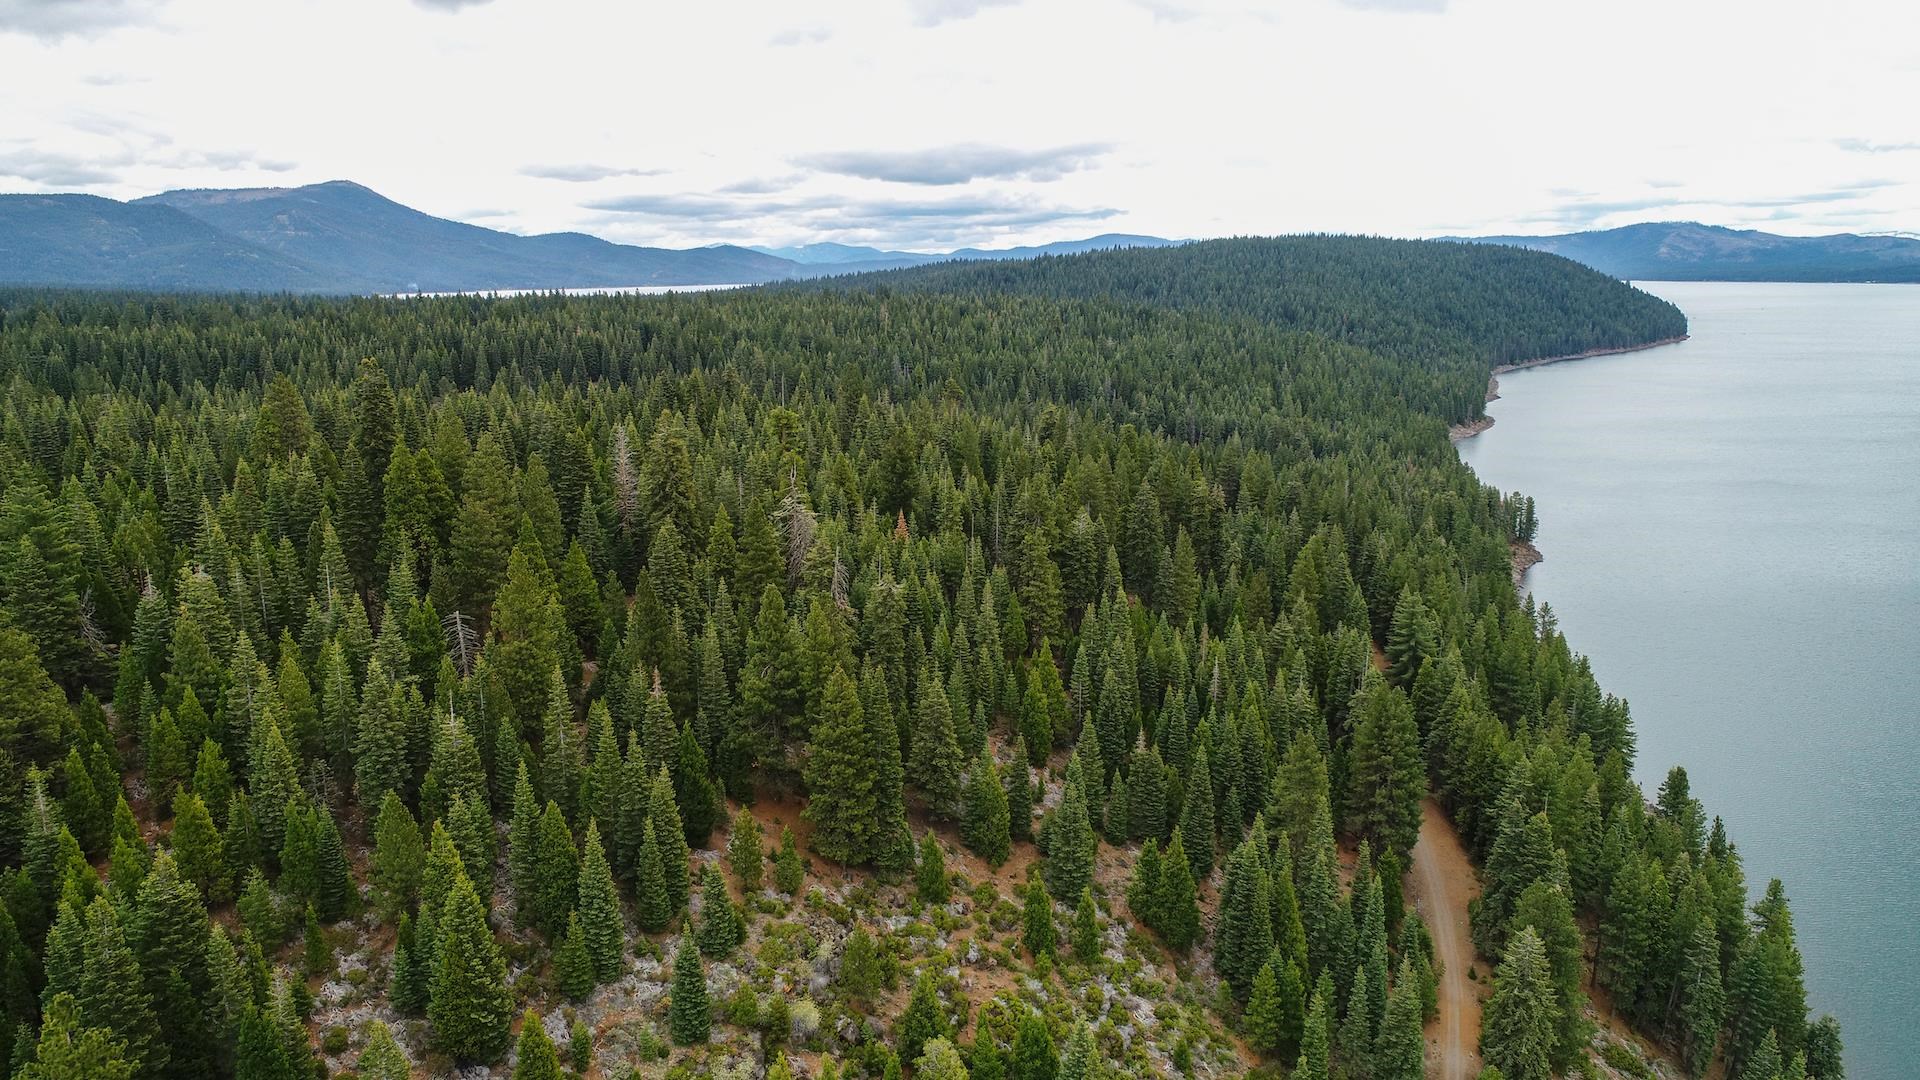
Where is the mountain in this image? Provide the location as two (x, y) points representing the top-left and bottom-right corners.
(1455, 221), (1920, 282)
(758, 233), (1176, 274)
(136, 181), (795, 292)
(0, 194), (347, 291)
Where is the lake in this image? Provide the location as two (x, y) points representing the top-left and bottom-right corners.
(1456, 281), (1920, 1078)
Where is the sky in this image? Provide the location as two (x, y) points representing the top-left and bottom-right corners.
(1, 0), (1916, 251)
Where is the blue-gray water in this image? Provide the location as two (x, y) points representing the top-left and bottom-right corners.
(1457, 282), (1920, 1078)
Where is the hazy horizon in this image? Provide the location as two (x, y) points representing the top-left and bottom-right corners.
(3, 0), (1915, 251)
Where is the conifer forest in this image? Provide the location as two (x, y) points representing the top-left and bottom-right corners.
(0, 238), (1837, 1080)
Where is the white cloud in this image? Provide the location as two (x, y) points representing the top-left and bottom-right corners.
(0, 0), (1912, 246)
(0, 0), (163, 40)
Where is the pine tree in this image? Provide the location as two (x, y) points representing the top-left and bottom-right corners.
(369, 792), (424, 921)
(554, 913), (594, 1001)
(354, 659), (408, 812)
(507, 760), (539, 922)
(575, 820), (623, 983)
(429, 873), (512, 1063)
(1295, 974), (1333, 1080)
(804, 667), (882, 864)
(895, 972), (945, 1067)
(1157, 834), (1202, 951)
(1011, 1010), (1058, 1080)
(1005, 740), (1035, 841)
(860, 662), (915, 874)
(1480, 927), (1559, 1080)
(390, 913), (429, 1016)
(962, 746), (1013, 866)
(1179, 744), (1216, 880)
(900, 834), (944, 910)
(648, 766), (692, 912)
(76, 897), (166, 1075)
(529, 801), (578, 937)
(1374, 957), (1426, 1080)
(1043, 768), (1097, 902)
(1245, 953), (1288, 1058)
(17, 992), (136, 1080)
(1337, 962), (1374, 1074)
(668, 934), (710, 1045)
(916, 1038), (971, 1080)
(1128, 838), (1164, 930)
(634, 819), (673, 933)
(1679, 921), (1727, 1079)
(696, 862), (745, 958)
(908, 666), (966, 816)
(1022, 872), (1057, 959)
(169, 789), (227, 902)
(774, 825), (804, 894)
(727, 808), (764, 891)
(1215, 835), (1276, 1000)
(355, 1021), (411, 1080)
(512, 1010), (564, 1080)
(1050, 886), (1092, 966)
(1346, 680), (1426, 862)
(840, 914), (890, 999)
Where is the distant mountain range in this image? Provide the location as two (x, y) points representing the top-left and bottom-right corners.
(0, 181), (1174, 294)
(9, 183), (1912, 293)
(1453, 221), (1920, 282)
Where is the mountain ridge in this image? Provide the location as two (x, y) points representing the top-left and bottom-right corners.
(1, 181), (1177, 294)
(1452, 221), (1920, 282)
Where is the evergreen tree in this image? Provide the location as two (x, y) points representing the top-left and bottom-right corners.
(774, 825), (805, 894)
(1022, 872), (1056, 959)
(895, 972), (945, 1067)
(962, 746), (1012, 866)
(648, 767), (692, 913)
(17, 992), (136, 1080)
(634, 819), (673, 934)
(1295, 975), (1333, 1080)
(554, 913), (594, 1001)
(370, 792), (424, 921)
(668, 934), (710, 1045)
(1156, 834), (1202, 951)
(1345, 681), (1425, 860)
(727, 808), (764, 891)
(512, 1010), (564, 1080)
(696, 862), (745, 958)
(355, 1021), (411, 1080)
(1043, 768), (1097, 902)
(575, 820), (624, 983)
(916, 1038), (971, 1080)
(1480, 927), (1558, 1080)
(429, 873), (512, 1064)
(1071, 887), (1100, 962)
(1179, 744), (1216, 880)
(908, 666), (965, 816)
(908, 834), (947, 908)
(804, 667), (882, 865)
(1214, 834), (1276, 1000)
(1679, 921), (1727, 1079)
(529, 801), (578, 937)
(1005, 741), (1035, 842)
(1373, 958), (1426, 1080)
(169, 790), (227, 902)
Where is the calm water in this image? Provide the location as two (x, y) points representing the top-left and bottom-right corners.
(1458, 282), (1920, 1078)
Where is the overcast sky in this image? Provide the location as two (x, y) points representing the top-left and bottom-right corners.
(1, 0), (1915, 251)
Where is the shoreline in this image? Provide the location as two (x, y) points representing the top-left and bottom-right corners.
(1449, 334), (1689, 442)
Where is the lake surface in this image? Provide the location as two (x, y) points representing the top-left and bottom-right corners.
(1457, 282), (1920, 1078)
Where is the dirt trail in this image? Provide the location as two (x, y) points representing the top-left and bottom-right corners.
(1410, 798), (1484, 1080)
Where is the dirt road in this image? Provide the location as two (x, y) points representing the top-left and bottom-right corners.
(1410, 798), (1484, 1080)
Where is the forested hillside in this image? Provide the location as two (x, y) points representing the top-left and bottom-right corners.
(0, 251), (1826, 1080)
(796, 237), (1689, 424)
